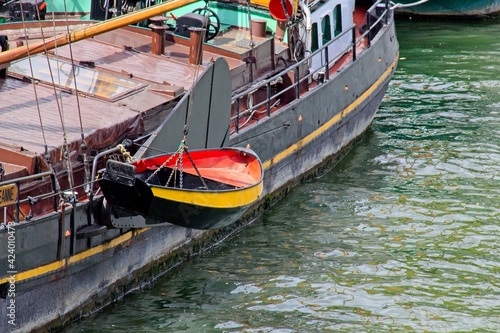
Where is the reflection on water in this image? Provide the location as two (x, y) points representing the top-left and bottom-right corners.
(66, 19), (500, 333)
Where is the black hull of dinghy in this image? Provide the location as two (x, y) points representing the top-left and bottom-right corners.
(99, 156), (263, 230)
(145, 198), (248, 230)
(99, 175), (256, 230)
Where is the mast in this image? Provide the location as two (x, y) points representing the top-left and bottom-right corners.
(0, 0), (197, 64)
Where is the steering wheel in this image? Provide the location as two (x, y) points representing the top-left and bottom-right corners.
(191, 7), (220, 41)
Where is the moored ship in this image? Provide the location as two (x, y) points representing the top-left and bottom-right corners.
(392, 0), (500, 18)
(0, 0), (399, 331)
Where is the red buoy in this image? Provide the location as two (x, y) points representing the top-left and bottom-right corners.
(269, 0), (293, 21)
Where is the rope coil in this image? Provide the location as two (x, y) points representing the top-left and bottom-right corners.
(117, 144), (133, 163)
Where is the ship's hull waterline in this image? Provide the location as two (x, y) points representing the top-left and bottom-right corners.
(0, 1), (399, 331)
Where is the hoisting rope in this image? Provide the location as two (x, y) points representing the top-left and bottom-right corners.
(174, 24), (211, 190)
(141, 20), (209, 190)
(145, 136), (187, 185)
(185, 30), (205, 126)
(18, 0), (67, 198)
(20, 0), (78, 202)
(60, 0), (92, 195)
(110, 4), (212, 190)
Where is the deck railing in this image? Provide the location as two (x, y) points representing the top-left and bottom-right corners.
(0, 171), (58, 223)
(231, 0), (391, 133)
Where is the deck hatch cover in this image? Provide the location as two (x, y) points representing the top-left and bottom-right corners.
(10, 55), (145, 101)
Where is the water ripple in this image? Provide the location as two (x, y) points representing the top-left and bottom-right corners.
(65, 18), (500, 333)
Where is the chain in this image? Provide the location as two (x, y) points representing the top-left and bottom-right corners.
(142, 127), (207, 190)
(146, 139), (187, 186)
(146, 149), (179, 183)
(179, 151), (183, 188)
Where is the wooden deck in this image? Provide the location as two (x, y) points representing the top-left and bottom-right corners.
(0, 5), (369, 179)
(0, 23), (252, 179)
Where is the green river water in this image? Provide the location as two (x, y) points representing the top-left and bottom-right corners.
(66, 18), (500, 333)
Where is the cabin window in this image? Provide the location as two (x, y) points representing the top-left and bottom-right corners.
(333, 4), (342, 36)
(311, 22), (319, 52)
(321, 15), (332, 45)
(9, 55), (145, 101)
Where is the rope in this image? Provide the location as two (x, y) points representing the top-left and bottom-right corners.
(390, 0), (470, 16)
(18, 0), (65, 196)
(18, 4), (48, 155)
(146, 21), (207, 189)
(61, 0), (91, 191)
(246, 0), (255, 48)
(122, 5), (210, 191)
(117, 144), (133, 163)
(390, 0), (430, 9)
(185, 27), (205, 128)
(27, 0), (78, 195)
(184, 150), (208, 190)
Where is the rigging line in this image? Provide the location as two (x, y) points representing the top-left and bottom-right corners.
(184, 150), (208, 189)
(392, 0), (472, 17)
(46, 4), (66, 119)
(32, 0), (67, 136)
(184, 20), (206, 134)
(231, 121), (290, 140)
(61, 0), (91, 190)
(43, 0), (66, 128)
(131, 139), (189, 157)
(18, 0), (66, 197)
(132, 140), (171, 155)
(16, 1), (64, 197)
(37, 0), (76, 192)
(18, 1), (49, 156)
(246, 0), (255, 48)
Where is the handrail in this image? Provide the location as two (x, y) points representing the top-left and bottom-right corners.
(232, 24), (356, 102)
(363, 0), (391, 45)
(0, 171), (58, 222)
(89, 145), (122, 193)
(231, 0), (391, 133)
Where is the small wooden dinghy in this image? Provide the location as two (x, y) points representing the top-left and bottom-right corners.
(98, 147), (263, 229)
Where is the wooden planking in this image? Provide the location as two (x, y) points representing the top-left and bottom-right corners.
(52, 38), (196, 90)
(0, 74), (141, 155)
